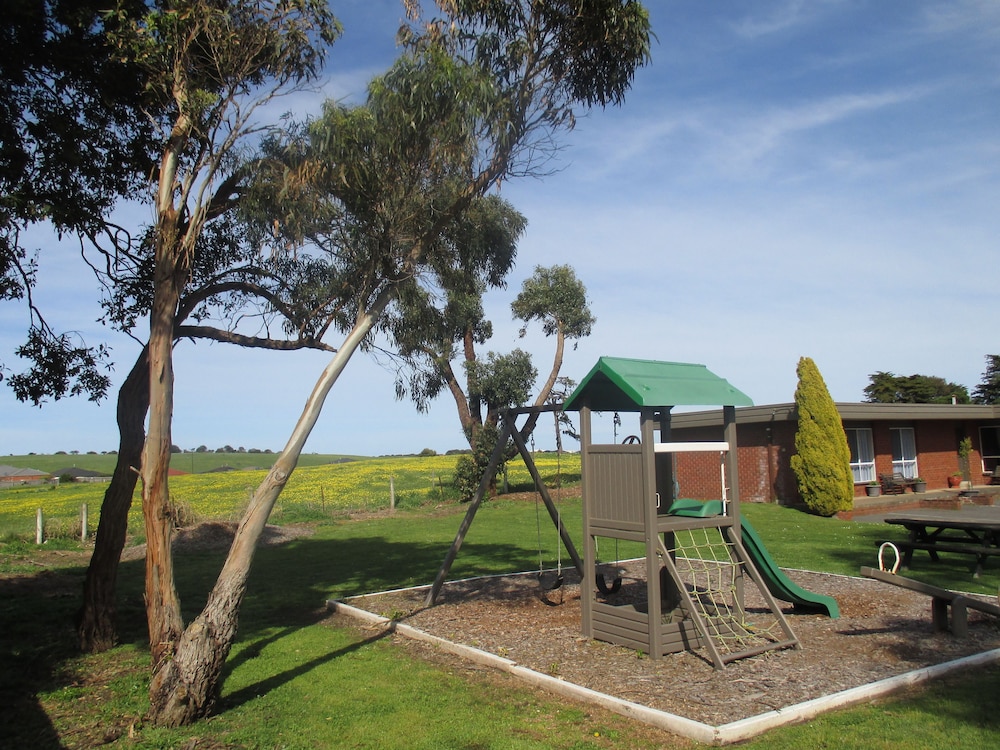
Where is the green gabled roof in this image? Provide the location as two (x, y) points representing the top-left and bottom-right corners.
(563, 356), (753, 412)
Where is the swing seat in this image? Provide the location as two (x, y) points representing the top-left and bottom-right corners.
(537, 570), (564, 591)
(596, 570), (622, 595)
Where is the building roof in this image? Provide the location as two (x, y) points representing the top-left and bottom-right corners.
(564, 356), (753, 412)
(0, 465), (49, 478)
(668, 401), (1000, 429)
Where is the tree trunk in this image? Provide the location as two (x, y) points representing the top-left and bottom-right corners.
(517, 326), (565, 444)
(142, 208), (187, 699)
(77, 347), (149, 652)
(146, 290), (393, 726)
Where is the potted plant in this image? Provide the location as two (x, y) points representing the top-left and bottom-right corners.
(948, 472), (962, 488)
(912, 477), (927, 493)
(865, 481), (881, 497)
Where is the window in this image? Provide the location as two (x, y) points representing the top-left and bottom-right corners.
(980, 426), (1000, 473)
(846, 428), (875, 483)
(891, 427), (918, 478)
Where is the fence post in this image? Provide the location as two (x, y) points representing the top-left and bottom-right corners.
(81, 503), (88, 542)
(390, 476), (395, 511)
(36, 508), (43, 545)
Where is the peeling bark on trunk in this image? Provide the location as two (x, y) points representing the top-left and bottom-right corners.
(146, 290), (393, 726)
(142, 198), (188, 719)
(77, 348), (149, 652)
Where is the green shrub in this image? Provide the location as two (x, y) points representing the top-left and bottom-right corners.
(789, 357), (854, 516)
(452, 423), (504, 501)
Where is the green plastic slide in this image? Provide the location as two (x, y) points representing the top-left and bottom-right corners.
(666, 499), (840, 618)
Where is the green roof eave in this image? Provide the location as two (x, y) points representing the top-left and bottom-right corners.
(563, 356), (753, 412)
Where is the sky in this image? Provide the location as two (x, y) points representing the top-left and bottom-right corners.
(2, 0), (999, 457)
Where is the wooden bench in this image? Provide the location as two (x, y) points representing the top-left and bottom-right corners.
(861, 566), (1000, 637)
(879, 472), (912, 495)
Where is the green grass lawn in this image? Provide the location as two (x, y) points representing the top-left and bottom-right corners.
(2, 455), (1000, 748)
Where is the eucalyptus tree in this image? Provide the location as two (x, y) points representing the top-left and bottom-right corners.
(388, 197), (529, 446)
(391, 261), (593, 498)
(394, 263), (593, 444)
(87, 0), (339, 725)
(1, 0), (156, 399)
(1, 0), (342, 659)
(125, 0), (649, 726)
(77, 216), (340, 653)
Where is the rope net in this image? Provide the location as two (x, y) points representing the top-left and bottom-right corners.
(664, 527), (788, 659)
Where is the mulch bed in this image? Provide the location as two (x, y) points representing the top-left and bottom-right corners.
(341, 562), (1000, 726)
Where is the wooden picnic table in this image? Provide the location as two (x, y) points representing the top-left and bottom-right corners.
(883, 507), (1000, 578)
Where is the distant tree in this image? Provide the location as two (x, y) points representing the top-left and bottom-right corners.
(195, 445), (208, 453)
(973, 355), (1000, 405)
(790, 357), (854, 516)
(512, 265), (595, 408)
(170, 444), (182, 454)
(393, 263), (593, 499)
(864, 371), (969, 404)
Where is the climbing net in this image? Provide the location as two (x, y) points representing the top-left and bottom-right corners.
(662, 526), (790, 660)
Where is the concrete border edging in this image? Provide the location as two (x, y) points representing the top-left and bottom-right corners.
(327, 597), (1000, 745)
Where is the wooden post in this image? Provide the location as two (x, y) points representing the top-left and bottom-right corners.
(81, 503), (88, 542)
(508, 424), (584, 577)
(426, 419), (512, 606)
(36, 508), (43, 545)
(389, 476), (395, 511)
(579, 404), (594, 637)
(724, 405), (743, 607)
(641, 408), (663, 658)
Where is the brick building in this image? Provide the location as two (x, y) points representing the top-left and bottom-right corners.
(667, 403), (1000, 504)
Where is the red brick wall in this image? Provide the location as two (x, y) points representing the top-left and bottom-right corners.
(670, 416), (993, 505)
(670, 422), (797, 504)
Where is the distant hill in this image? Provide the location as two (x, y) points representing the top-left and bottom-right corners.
(1, 452), (368, 475)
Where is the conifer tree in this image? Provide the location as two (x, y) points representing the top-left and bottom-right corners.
(790, 357), (854, 516)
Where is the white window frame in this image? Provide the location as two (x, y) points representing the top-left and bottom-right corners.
(891, 427), (918, 479)
(846, 427), (875, 484)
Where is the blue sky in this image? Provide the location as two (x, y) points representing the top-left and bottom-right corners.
(2, 1), (998, 456)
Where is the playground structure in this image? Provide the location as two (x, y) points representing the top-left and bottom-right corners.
(427, 356), (838, 668)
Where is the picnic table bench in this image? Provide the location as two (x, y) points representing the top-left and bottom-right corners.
(861, 566), (1000, 637)
(882, 507), (1000, 578)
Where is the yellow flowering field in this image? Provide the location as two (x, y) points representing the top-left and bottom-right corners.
(0, 452), (581, 539)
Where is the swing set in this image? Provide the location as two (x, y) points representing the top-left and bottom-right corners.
(427, 357), (818, 669)
(425, 403), (584, 607)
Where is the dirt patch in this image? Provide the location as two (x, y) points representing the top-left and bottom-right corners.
(342, 562), (1000, 727)
(121, 521), (314, 560)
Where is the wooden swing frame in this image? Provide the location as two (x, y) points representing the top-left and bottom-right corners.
(425, 404), (583, 607)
